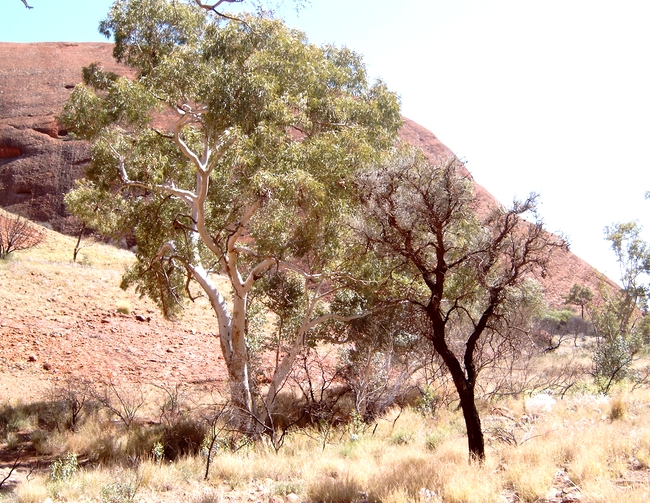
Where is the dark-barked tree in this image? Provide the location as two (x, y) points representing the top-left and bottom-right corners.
(355, 146), (566, 462)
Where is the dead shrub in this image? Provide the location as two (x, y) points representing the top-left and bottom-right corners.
(93, 381), (145, 430)
(0, 212), (44, 259)
(609, 395), (627, 421)
(307, 473), (364, 503)
(47, 376), (95, 431)
(162, 419), (206, 460)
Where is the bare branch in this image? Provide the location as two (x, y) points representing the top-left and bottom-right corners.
(193, 0), (250, 24)
(0, 447), (23, 489)
(0, 212), (44, 259)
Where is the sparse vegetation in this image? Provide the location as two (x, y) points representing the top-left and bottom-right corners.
(0, 211), (44, 259)
(2, 390), (650, 502)
(3, 1), (650, 501)
(2, 151), (648, 503)
(591, 222), (650, 393)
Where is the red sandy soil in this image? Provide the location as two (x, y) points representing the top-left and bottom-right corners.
(0, 229), (230, 403)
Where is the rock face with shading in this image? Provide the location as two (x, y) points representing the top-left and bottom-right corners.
(0, 42), (614, 303)
(0, 43), (123, 233)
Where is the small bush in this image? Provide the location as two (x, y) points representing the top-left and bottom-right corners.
(151, 441), (164, 464)
(30, 429), (49, 454)
(47, 376), (95, 432)
(273, 480), (304, 497)
(425, 431), (446, 452)
(50, 452), (79, 482)
(609, 396), (627, 421)
(101, 481), (138, 503)
(0, 212), (44, 259)
(307, 474), (363, 503)
(389, 430), (414, 445)
(162, 419), (206, 460)
(191, 489), (224, 503)
(116, 300), (132, 315)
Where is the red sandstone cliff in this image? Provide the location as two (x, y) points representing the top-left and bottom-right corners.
(0, 43), (123, 233)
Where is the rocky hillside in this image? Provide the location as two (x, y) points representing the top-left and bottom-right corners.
(0, 42), (612, 305)
(0, 43), (123, 234)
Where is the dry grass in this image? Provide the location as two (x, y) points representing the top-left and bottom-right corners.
(1, 391), (650, 502)
(2, 216), (650, 502)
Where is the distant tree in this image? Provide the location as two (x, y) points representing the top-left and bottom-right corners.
(565, 283), (593, 319)
(60, 0), (401, 432)
(592, 221), (650, 393)
(0, 212), (44, 259)
(355, 146), (564, 462)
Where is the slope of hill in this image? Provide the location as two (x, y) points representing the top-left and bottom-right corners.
(0, 209), (229, 401)
(0, 42), (614, 307)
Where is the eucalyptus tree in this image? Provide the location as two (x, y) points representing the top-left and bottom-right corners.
(592, 222), (650, 393)
(355, 146), (564, 462)
(565, 283), (593, 319)
(60, 0), (401, 431)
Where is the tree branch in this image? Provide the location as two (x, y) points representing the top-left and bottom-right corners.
(193, 0), (249, 24)
(0, 447), (23, 489)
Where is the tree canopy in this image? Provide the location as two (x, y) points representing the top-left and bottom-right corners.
(61, 0), (401, 432)
(591, 221), (650, 392)
(355, 146), (564, 461)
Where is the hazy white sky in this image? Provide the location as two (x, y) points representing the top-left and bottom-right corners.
(3, 0), (650, 282)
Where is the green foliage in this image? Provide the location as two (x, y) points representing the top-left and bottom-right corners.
(61, 2), (401, 315)
(151, 441), (164, 464)
(593, 334), (640, 393)
(61, 0), (401, 427)
(335, 303), (429, 422)
(542, 309), (574, 325)
(425, 431), (446, 452)
(273, 481), (304, 497)
(416, 385), (440, 418)
(606, 222), (650, 306)
(101, 480), (139, 503)
(389, 429), (414, 445)
(592, 221), (650, 393)
(565, 283), (593, 318)
(50, 452), (79, 482)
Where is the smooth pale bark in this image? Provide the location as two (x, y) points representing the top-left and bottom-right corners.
(141, 111), (366, 431)
(261, 281), (369, 429)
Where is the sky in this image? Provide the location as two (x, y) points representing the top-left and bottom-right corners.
(2, 0), (650, 282)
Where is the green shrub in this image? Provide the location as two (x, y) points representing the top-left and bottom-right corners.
(101, 481), (138, 503)
(389, 430), (414, 445)
(273, 480), (304, 497)
(425, 431), (446, 452)
(50, 452), (79, 482)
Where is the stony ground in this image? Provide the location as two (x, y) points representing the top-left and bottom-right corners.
(0, 224), (230, 403)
